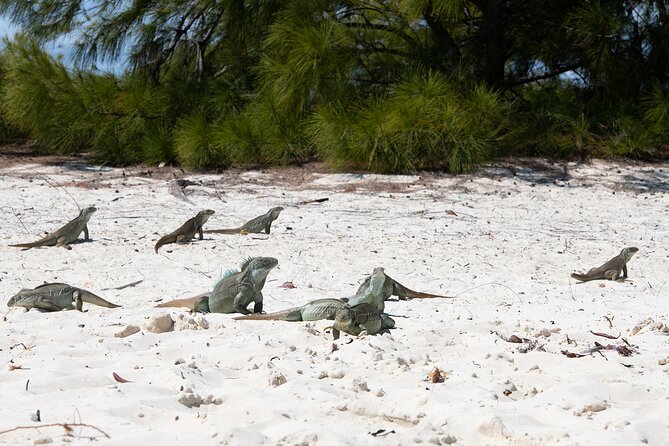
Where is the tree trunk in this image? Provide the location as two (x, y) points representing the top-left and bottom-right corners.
(483, 0), (506, 88)
(424, 2), (462, 73)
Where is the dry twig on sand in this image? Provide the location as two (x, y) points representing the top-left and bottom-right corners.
(0, 423), (110, 439)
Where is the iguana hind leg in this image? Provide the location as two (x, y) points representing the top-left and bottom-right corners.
(175, 235), (191, 244)
(56, 237), (73, 250)
(604, 269), (621, 281)
(73, 291), (83, 312)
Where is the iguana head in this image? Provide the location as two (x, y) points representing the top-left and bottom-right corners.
(621, 247), (639, 261)
(334, 308), (354, 326)
(6, 289), (29, 308)
(241, 257), (279, 282)
(269, 207), (284, 218)
(81, 207), (97, 218)
(199, 209), (216, 222)
(6, 293), (18, 307)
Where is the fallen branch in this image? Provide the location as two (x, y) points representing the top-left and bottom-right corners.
(561, 349), (586, 358)
(589, 330), (620, 339)
(297, 197), (329, 205)
(1, 334), (37, 368)
(102, 279), (143, 291)
(0, 423), (110, 439)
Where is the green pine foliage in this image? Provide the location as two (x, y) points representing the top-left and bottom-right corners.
(0, 1), (668, 170)
(1, 38), (93, 152)
(174, 111), (225, 170)
(311, 73), (505, 173)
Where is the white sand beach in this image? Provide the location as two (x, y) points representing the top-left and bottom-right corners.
(0, 158), (668, 445)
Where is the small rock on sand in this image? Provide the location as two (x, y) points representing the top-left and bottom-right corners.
(114, 325), (140, 338)
(144, 313), (174, 334)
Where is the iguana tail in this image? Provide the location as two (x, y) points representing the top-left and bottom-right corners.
(234, 308), (301, 321)
(570, 273), (592, 282)
(204, 227), (243, 234)
(396, 283), (454, 299)
(154, 234), (175, 253)
(402, 290), (455, 299)
(80, 290), (122, 308)
(155, 294), (210, 311)
(9, 242), (38, 249)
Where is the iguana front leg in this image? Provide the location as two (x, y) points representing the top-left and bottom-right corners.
(265, 221), (272, 234)
(83, 224), (90, 240)
(622, 264), (628, 279)
(233, 291), (253, 314)
(381, 314), (395, 329)
(36, 297), (66, 311)
(253, 291), (263, 313)
(198, 227), (204, 240)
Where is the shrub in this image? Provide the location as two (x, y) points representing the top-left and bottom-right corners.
(311, 72), (506, 173)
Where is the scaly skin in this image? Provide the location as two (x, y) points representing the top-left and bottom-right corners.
(354, 267), (452, 302)
(332, 303), (384, 340)
(571, 247), (639, 282)
(154, 209), (215, 253)
(344, 267), (389, 310)
(205, 207), (283, 235)
(7, 283), (121, 312)
(156, 257), (278, 314)
(10, 207), (97, 250)
(234, 298), (346, 321)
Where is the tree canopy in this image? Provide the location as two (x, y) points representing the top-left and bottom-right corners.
(0, 0), (667, 171)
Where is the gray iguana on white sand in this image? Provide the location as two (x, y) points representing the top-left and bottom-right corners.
(571, 247), (639, 282)
(7, 283), (121, 311)
(10, 207), (97, 250)
(154, 209), (215, 252)
(156, 257), (279, 314)
(331, 303), (385, 340)
(350, 267), (452, 304)
(205, 207), (283, 235)
(236, 267), (396, 338)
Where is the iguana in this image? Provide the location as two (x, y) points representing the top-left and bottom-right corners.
(205, 207), (283, 235)
(235, 268), (394, 334)
(7, 283), (121, 312)
(235, 268), (388, 321)
(331, 303), (385, 340)
(154, 209), (215, 253)
(571, 247), (639, 282)
(234, 298), (346, 321)
(353, 267), (452, 303)
(10, 206), (97, 250)
(156, 257), (278, 314)
(344, 267), (390, 310)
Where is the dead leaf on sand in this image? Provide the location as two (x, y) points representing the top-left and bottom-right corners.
(112, 372), (132, 383)
(427, 367), (447, 383)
